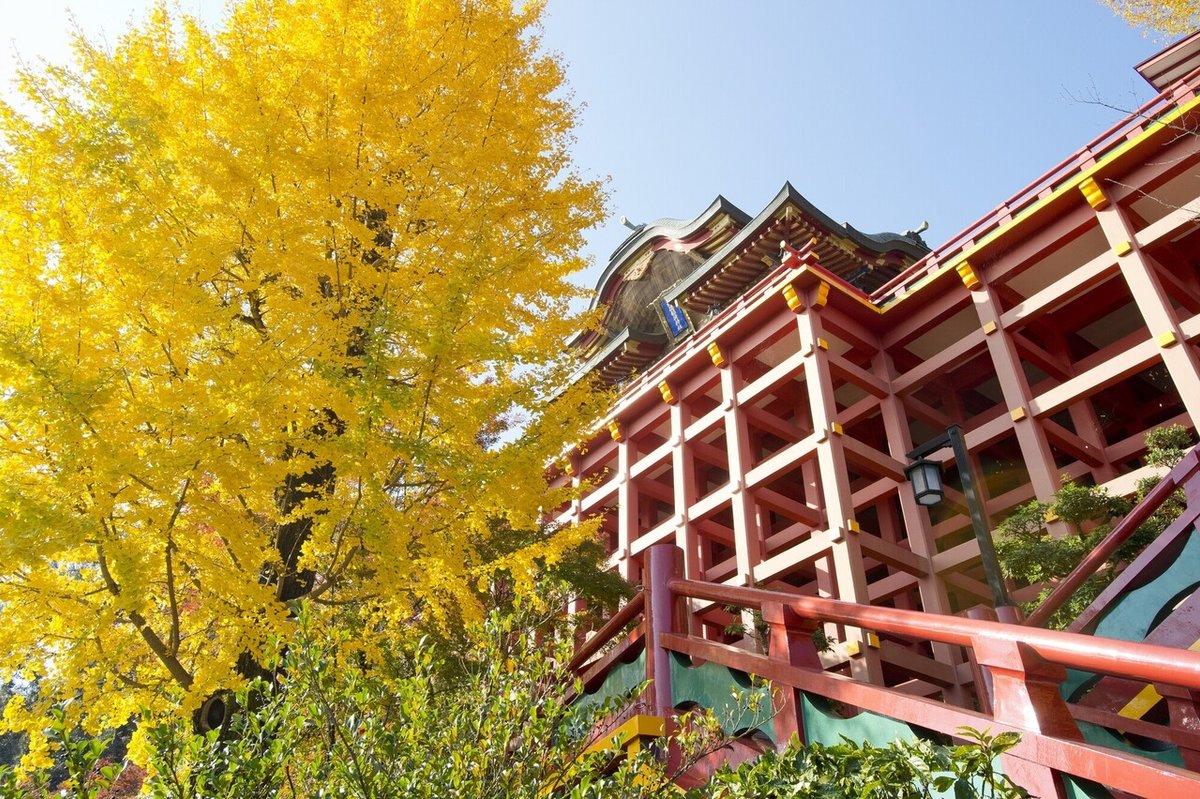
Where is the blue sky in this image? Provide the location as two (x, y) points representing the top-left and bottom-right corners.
(538, 2), (1169, 287)
(0, 1), (1172, 288)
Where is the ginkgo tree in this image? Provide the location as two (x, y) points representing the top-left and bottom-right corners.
(0, 0), (608, 742)
(1103, 0), (1200, 34)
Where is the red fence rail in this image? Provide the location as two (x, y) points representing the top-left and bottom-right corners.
(869, 67), (1200, 303)
(571, 540), (1200, 798)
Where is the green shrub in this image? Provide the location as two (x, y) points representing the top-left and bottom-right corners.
(995, 425), (1194, 628)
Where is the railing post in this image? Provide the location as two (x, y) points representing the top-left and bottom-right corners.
(965, 607), (998, 713)
(968, 605), (1025, 712)
(644, 544), (685, 716)
(761, 601), (822, 748)
(1157, 682), (1200, 770)
(973, 637), (1082, 799)
(994, 605), (1024, 624)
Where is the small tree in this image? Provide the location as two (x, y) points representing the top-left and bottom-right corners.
(995, 425), (1194, 627)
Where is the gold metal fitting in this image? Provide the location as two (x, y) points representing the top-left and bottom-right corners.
(1079, 176), (1109, 210)
(782, 283), (803, 312)
(658, 380), (676, 404)
(957, 261), (980, 290)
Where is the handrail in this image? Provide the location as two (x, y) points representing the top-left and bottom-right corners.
(669, 576), (1200, 690)
(661, 631), (1200, 799)
(869, 74), (1200, 303)
(565, 591), (645, 674)
(1025, 446), (1200, 628)
(571, 542), (1200, 796)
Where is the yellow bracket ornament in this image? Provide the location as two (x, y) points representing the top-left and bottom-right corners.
(707, 341), (726, 368)
(956, 261), (980, 290)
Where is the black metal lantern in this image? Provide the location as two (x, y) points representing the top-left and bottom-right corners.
(905, 458), (944, 507)
(907, 425), (1012, 607)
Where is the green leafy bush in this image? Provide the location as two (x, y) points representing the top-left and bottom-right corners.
(0, 703), (120, 799)
(0, 597), (1032, 798)
(137, 602), (672, 799)
(702, 727), (1028, 799)
(995, 425), (1194, 628)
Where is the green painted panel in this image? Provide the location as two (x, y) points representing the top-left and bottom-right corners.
(668, 651), (775, 744)
(1058, 528), (1200, 768)
(574, 650), (645, 717)
(800, 693), (921, 748)
(1091, 529), (1200, 644)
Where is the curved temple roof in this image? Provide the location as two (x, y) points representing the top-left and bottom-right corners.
(662, 183), (928, 313)
(577, 184), (930, 385)
(585, 195), (751, 317)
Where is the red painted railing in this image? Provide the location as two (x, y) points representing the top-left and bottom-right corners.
(869, 65), (1200, 303)
(572, 542), (1200, 798)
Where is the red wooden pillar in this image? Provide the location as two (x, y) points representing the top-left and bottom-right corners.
(720, 363), (764, 587)
(670, 399), (703, 636)
(617, 436), (638, 583)
(644, 544), (686, 716)
(969, 274), (1061, 507)
(1156, 682), (1200, 771)
(1044, 327), (1118, 484)
(873, 349), (969, 703)
(965, 607), (999, 712)
(670, 401), (698, 570)
(794, 284), (882, 682)
(1088, 180), (1200, 427)
(761, 600), (823, 748)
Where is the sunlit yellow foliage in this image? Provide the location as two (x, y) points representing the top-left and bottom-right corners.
(0, 0), (607, 743)
(1103, 0), (1200, 34)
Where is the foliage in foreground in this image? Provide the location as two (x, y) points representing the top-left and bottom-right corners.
(995, 425), (1193, 628)
(0, 600), (1029, 798)
(710, 727), (1028, 799)
(0, 0), (609, 741)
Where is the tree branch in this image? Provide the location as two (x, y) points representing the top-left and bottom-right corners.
(164, 468), (197, 657)
(97, 543), (194, 689)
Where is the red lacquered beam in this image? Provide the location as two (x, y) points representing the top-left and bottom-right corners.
(668, 577), (1200, 690)
(1068, 702), (1200, 752)
(566, 590), (644, 674)
(870, 82), (1197, 303)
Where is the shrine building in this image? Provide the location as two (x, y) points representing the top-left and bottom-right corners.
(550, 30), (1200, 691)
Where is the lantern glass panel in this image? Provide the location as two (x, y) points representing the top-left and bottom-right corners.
(906, 459), (943, 507)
